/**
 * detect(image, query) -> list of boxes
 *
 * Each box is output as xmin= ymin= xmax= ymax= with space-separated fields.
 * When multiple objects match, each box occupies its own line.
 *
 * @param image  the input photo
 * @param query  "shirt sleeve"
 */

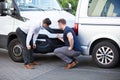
xmin=26 ymin=27 xmax=34 ymax=46
xmin=33 ymin=31 xmax=39 ymax=44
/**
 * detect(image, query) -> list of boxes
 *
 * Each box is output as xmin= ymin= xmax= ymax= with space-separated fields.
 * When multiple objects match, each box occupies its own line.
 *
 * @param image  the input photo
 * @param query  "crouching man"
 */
xmin=54 ymin=18 xmax=81 ymax=69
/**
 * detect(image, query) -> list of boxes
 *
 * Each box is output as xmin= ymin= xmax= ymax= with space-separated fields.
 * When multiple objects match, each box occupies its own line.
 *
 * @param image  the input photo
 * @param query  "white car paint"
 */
xmin=75 ymin=0 xmax=120 ymax=55
xmin=13 ymin=11 xmax=75 ymax=38
xmin=0 ymin=0 xmax=75 ymax=37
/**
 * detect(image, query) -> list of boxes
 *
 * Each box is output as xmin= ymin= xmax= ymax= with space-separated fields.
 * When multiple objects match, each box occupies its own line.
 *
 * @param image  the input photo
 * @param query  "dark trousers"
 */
xmin=16 ymin=28 xmax=34 ymax=65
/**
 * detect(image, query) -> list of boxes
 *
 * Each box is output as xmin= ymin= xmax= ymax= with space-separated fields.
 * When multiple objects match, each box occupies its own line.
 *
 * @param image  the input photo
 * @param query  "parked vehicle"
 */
xmin=75 ymin=0 xmax=120 ymax=68
xmin=0 ymin=0 xmax=75 ymax=62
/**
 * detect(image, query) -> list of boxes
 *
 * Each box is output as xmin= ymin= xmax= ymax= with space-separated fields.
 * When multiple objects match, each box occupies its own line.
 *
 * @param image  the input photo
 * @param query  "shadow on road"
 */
xmin=0 ymin=49 xmax=120 ymax=69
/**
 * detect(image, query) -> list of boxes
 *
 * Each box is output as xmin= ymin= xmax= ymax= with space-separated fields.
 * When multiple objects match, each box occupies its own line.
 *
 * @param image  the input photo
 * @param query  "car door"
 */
xmin=0 ymin=0 xmax=14 ymax=48
xmin=0 ymin=16 xmax=14 ymax=35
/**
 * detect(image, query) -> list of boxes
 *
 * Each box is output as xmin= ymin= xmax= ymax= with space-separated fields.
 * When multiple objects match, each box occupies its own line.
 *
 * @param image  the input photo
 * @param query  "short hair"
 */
xmin=58 ymin=18 xmax=66 ymax=25
xmin=43 ymin=18 xmax=51 ymax=25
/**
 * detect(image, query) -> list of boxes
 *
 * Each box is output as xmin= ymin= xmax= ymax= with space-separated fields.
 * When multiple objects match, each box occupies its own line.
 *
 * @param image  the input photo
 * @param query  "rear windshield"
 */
xmin=88 ymin=0 xmax=120 ymax=17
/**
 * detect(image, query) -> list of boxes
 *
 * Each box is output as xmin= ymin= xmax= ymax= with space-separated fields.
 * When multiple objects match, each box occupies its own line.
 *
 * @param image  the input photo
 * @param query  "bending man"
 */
xmin=16 ymin=18 xmax=51 ymax=69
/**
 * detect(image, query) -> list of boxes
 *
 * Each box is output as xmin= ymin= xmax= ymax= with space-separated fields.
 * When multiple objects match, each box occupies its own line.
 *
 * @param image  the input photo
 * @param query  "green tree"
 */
xmin=58 ymin=0 xmax=78 ymax=15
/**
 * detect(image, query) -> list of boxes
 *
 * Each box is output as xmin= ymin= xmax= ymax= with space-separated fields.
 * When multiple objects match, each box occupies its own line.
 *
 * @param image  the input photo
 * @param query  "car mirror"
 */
xmin=64 ymin=3 xmax=72 ymax=13
xmin=0 ymin=2 xmax=8 ymax=16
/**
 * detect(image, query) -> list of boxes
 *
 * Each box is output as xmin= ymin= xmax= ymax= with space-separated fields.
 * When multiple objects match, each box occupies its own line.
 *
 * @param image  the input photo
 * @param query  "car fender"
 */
xmin=88 ymin=34 xmax=120 ymax=55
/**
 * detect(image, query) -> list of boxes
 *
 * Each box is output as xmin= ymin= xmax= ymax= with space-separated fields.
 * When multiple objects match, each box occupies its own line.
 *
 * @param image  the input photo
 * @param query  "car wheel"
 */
xmin=92 ymin=41 xmax=119 ymax=68
xmin=8 ymin=39 xmax=23 ymax=62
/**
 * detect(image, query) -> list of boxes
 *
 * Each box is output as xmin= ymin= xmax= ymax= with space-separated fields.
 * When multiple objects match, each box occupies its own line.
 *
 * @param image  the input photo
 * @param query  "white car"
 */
xmin=74 ymin=0 xmax=120 ymax=68
xmin=0 ymin=0 xmax=75 ymax=62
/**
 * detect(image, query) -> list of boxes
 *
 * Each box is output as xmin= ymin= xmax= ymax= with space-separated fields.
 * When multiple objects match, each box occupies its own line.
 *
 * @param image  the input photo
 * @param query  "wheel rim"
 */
xmin=13 ymin=44 xmax=22 ymax=57
xmin=96 ymin=46 xmax=114 ymax=65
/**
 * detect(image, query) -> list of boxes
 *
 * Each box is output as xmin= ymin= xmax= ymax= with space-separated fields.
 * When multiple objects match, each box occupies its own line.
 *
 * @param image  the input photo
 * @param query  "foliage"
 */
xmin=58 ymin=0 xmax=79 ymax=15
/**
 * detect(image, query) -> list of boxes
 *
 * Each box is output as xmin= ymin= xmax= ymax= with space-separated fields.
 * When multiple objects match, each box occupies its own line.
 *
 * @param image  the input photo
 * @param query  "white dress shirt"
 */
xmin=19 ymin=19 xmax=41 ymax=46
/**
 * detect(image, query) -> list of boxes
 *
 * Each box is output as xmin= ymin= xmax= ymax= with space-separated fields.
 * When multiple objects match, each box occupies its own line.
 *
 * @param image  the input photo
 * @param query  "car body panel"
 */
xmin=0 ymin=0 xmax=75 ymax=49
xmin=75 ymin=0 xmax=120 ymax=55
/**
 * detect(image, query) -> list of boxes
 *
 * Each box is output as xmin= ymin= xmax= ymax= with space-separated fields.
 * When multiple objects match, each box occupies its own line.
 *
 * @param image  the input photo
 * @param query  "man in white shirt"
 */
xmin=16 ymin=18 xmax=51 ymax=69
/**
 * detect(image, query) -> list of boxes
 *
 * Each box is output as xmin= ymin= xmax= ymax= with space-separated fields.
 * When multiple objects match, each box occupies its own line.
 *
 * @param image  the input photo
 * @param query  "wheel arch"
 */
xmin=89 ymin=38 xmax=120 ymax=55
xmin=7 ymin=32 xmax=18 ymax=48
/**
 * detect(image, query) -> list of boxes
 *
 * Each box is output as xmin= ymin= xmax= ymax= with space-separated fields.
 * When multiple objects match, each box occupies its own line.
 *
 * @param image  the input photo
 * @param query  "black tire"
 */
xmin=8 ymin=39 xmax=23 ymax=62
xmin=92 ymin=41 xmax=119 ymax=68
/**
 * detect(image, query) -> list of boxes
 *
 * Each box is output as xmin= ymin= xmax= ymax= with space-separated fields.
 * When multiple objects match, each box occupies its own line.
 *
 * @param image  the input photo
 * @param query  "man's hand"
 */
xmin=68 ymin=47 xmax=72 ymax=51
xmin=57 ymin=34 xmax=64 ymax=42
xmin=27 ymin=45 xmax=31 ymax=50
xmin=33 ymin=44 xmax=36 ymax=49
xmin=57 ymin=34 xmax=62 ymax=39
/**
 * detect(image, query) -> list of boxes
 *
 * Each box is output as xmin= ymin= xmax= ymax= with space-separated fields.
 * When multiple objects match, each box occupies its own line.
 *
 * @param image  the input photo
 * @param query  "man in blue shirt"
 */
xmin=54 ymin=18 xmax=81 ymax=69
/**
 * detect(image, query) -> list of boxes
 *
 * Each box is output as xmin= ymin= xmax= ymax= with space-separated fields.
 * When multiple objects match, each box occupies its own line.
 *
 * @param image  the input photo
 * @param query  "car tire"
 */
xmin=92 ymin=40 xmax=119 ymax=68
xmin=8 ymin=39 xmax=23 ymax=62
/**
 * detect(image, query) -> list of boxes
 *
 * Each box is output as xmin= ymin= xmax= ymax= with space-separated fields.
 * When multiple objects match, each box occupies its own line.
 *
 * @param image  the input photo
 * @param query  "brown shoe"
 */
xmin=24 ymin=64 xmax=34 ymax=69
xmin=75 ymin=60 xmax=79 ymax=64
xmin=30 ymin=61 xmax=39 ymax=65
xmin=64 ymin=61 xmax=78 ymax=69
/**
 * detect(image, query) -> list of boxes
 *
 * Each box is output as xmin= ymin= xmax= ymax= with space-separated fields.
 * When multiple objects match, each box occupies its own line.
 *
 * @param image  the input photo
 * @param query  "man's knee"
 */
xmin=54 ymin=47 xmax=64 ymax=53
xmin=54 ymin=48 xmax=64 ymax=57
xmin=72 ymin=52 xmax=80 ymax=57
xmin=54 ymin=48 xmax=60 ymax=55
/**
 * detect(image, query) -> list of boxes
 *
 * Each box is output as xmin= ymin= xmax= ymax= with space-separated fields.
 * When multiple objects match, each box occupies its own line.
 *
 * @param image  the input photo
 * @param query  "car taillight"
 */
xmin=74 ymin=23 xmax=78 ymax=35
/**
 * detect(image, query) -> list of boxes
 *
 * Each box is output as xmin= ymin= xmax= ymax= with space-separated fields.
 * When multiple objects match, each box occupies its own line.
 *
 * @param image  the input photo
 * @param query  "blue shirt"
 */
xmin=63 ymin=26 xmax=82 ymax=51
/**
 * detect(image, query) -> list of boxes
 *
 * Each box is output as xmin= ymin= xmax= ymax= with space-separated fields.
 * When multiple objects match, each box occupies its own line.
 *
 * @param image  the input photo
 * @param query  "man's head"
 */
xmin=58 ymin=18 xmax=66 ymax=30
xmin=42 ymin=18 xmax=51 ymax=28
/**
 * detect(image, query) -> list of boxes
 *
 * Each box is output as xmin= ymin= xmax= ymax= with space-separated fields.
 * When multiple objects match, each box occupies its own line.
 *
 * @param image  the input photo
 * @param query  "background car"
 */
xmin=74 ymin=0 xmax=120 ymax=68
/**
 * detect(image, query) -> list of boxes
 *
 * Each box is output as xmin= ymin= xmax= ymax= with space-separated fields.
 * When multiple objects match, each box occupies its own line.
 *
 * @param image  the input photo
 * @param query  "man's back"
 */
xmin=63 ymin=26 xmax=81 ymax=51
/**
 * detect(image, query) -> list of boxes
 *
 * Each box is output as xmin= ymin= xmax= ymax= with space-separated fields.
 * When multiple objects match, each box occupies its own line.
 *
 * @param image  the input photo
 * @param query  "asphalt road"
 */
xmin=0 ymin=49 xmax=120 ymax=80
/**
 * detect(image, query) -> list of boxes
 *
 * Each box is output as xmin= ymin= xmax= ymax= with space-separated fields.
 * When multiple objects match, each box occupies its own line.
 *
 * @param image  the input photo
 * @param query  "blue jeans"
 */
xmin=16 ymin=28 xmax=34 ymax=65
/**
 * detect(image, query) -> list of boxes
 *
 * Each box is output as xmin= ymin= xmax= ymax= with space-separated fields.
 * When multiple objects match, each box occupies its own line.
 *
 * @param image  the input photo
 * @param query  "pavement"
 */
xmin=0 ymin=49 xmax=120 ymax=80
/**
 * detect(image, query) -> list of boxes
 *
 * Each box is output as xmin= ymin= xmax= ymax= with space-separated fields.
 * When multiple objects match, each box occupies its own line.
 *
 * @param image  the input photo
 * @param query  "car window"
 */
xmin=88 ymin=0 xmax=120 ymax=17
xmin=6 ymin=0 xmax=15 ymax=14
xmin=15 ymin=0 xmax=61 ymax=11
xmin=0 ymin=0 xmax=15 ymax=16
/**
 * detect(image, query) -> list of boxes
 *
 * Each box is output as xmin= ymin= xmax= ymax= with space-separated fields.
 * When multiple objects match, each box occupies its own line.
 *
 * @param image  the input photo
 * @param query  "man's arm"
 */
xmin=32 ymin=32 xmax=39 ymax=48
xmin=33 ymin=33 xmax=39 ymax=44
xmin=57 ymin=34 xmax=64 ymax=42
xmin=67 ymin=32 xmax=74 ymax=50
xmin=26 ymin=27 xmax=34 ymax=50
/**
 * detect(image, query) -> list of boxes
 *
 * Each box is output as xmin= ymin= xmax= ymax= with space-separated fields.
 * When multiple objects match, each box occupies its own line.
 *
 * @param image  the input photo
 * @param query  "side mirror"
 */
xmin=64 ymin=3 xmax=72 ymax=13
xmin=0 ymin=2 xmax=8 ymax=16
